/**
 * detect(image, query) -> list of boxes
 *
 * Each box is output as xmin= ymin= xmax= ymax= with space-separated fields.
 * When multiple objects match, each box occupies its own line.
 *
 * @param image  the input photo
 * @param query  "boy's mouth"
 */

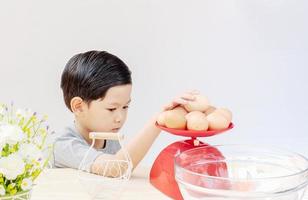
xmin=111 ymin=128 xmax=120 ymax=132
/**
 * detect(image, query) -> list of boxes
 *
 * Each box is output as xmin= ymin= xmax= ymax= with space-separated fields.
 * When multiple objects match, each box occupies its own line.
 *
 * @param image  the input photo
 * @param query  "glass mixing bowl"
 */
xmin=175 ymin=145 xmax=308 ymax=200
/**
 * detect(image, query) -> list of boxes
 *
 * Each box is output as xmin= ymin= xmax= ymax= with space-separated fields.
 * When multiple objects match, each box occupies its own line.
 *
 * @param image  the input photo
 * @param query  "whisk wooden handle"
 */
xmin=89 ymin=132 xmax=124 ymax=141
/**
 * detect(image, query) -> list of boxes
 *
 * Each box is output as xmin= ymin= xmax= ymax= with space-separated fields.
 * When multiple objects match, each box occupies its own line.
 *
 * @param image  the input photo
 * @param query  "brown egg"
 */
xmin=184 ymin=95 xmax=210 ymax=112
xmin=185 ymin=111 xmax=209 ymax=131
xmin=164 ymin=110 xmax=187 ymax=129
xmin=214 ymin=108 xmax=232 ymax=122
xmin=172 ymin=106 xmax=188 ymax=116
xmin=206 ymin=112 xmax=230 ymax=130
xmin=157 ymin=112 xmax=167 ymax=126
xmin=204 ymin=106 xmax=216 ymax=116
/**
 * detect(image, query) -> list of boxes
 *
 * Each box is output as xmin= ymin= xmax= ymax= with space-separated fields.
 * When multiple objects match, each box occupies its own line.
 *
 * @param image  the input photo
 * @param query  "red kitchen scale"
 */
xmin=150 ymin=123 xmax=234 ymax=200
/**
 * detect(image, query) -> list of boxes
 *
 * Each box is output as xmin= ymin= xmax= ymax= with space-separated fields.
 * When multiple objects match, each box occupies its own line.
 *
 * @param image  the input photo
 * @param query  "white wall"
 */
xmin=0 ymin=0 xmax=307 ymax=165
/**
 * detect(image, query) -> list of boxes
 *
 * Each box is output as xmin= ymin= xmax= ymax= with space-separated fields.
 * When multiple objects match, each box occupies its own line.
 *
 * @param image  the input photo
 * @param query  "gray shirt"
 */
xmin=53 ymin=125 xmax=121 ymax=169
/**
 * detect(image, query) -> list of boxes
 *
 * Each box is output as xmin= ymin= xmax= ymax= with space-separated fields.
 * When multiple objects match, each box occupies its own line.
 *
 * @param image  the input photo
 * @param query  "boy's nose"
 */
xmin=114 ymin=114 xmax=123 ymax=123
xmin=115 ymin=118 xmax=121 ymax=123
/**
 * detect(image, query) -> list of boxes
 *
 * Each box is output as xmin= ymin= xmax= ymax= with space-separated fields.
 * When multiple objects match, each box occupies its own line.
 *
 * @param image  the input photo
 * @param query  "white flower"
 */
xmin=0 ymin=154 xmax=25 ymax=180
xmin=0 ymin=124 xmax=25 ymax=146
xmin=19 ymin=143 xmax=43 ymax=162
xmin=0 ymin=185 xmax=5 ymax=196
xmin=0 ymin=106 xmax=4 ymax=115
xmin=37 ymin=157 xmax=46 ymax=168
xmin=16 ymin=108 xmax=33 ymax=119
xmin=33 ymin=135 xmax=43 ymax=147
xmin=21 ymin=178 xmax=32 ymax=191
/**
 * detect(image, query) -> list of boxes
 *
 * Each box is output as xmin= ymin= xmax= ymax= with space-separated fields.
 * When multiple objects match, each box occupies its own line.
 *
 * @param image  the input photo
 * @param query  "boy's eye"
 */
xmin=123 ymin=106 xmax=129 ymax=110
xmin=107 ymin=108 xmax=117 ymax=112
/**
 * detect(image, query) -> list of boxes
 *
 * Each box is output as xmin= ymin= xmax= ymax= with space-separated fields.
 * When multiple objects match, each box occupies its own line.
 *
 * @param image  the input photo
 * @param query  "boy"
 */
xmin=53 ymin=50 xmax=197 ymax=177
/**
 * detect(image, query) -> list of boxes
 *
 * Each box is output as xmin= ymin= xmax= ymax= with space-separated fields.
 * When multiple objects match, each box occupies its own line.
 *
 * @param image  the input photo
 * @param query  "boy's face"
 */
xmin=78 ymin=84 xmax=132 ymax=133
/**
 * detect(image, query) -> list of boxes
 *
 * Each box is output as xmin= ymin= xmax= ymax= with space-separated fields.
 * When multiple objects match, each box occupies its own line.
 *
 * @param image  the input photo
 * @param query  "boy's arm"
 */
xmin=117 ymin=114 xmax=160 ymax=169
xmin=91 ymin=115 xmax=159 ymax=177
xmin=91 ymin=91 xmax=198 ymax=177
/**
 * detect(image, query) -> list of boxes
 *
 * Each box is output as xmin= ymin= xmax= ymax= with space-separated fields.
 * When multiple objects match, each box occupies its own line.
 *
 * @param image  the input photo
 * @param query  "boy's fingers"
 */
xmin=162 ymin=90 xmax=199 ymax=111
xmin=163 ymin=103 xmax=174 ymax=111
xmin=163 ymin=98 xmax=188 ymax=111
xmin=179 ymin=90 xmax=199 ymax=100
xmin=180 ymin=93 xmax=196 ymax=101
xmin=163 ymin=105 xmax=172 ymax=111
xmin=173 ymin=98 xmax=188 ymax=105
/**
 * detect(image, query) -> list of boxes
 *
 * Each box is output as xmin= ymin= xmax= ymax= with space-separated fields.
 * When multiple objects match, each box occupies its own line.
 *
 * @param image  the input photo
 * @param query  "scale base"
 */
xmin=149 ymin=139 xmax=208 ymax=200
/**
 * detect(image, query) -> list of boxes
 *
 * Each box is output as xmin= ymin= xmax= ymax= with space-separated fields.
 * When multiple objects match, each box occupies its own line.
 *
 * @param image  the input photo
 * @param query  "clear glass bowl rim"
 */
xmin=174 ymin=144 xmax=308 ymax=182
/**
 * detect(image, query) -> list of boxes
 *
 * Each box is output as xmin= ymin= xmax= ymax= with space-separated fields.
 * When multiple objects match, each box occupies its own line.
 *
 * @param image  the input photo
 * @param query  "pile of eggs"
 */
xmin=157 ymin=95 xmax=232 ymax=131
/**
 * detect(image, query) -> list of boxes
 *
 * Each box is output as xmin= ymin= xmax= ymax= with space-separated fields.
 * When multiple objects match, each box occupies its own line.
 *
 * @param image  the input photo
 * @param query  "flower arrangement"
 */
xmin=0 ymin=102 xmax=53 ymax=198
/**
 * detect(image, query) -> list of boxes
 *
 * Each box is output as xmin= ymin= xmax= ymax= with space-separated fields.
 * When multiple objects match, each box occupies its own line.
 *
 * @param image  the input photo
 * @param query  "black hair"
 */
xmin=61 ymin=50 xmax=132 ymax=111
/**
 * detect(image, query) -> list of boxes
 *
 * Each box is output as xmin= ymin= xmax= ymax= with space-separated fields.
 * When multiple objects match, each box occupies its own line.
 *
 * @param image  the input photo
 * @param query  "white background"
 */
xmin=0 ymin=0 xmax=307 ymax=165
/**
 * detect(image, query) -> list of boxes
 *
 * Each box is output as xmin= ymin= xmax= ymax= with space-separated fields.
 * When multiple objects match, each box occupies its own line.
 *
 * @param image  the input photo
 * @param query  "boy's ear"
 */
xmin=70 ymin=97 xmax=86 ymax=115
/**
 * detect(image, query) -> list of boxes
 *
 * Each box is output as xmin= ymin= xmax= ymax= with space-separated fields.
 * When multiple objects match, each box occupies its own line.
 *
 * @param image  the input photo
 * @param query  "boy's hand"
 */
xmin=162 ymin=90 xmax=199 ymax=111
